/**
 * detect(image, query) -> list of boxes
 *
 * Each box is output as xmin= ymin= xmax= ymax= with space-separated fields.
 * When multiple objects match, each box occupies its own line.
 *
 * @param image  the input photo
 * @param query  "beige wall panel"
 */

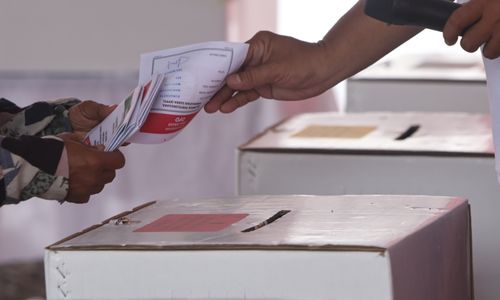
xmin=0 ymin=0 xmax=226 ymax=72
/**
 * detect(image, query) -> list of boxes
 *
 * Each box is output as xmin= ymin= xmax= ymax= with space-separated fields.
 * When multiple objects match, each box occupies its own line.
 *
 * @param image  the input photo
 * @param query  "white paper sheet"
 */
xmin=84 ymin=87 xmax=140 ymax=150
xmin=84 ymin=74 xmax=164 ymax=151
xmin=129 ymin=41 xmax=249 ymax=143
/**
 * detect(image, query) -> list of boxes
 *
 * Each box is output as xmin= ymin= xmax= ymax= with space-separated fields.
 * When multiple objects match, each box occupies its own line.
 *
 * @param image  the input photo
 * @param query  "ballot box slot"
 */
xmin=241 ymin=210 xmax=291 ymax=233
xmin=395 ymin=125 xmax=420 ymax=140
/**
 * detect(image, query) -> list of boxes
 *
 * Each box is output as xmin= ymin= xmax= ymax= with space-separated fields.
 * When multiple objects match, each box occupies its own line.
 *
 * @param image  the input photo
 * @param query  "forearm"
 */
xmin=0 ymin=98 xmax=80 ymax=138
xmin=0 ymin=135 xmax=69 ymax=206
xmin=205 ymin=1 xmax=425 ymax=113
xmin=320 ymin=0 xmax=423 ymax=86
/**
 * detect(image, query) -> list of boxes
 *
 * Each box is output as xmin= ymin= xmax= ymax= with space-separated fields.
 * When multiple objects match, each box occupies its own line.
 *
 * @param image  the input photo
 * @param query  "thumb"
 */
xmin=226 ymin=65 xmax=277 ymax=91
xmin=94 ymin=150 xmax=126 ymax=170
xmin=94 ymin=103 xmax=116 ymax=121
xmin=79 ymin=101 xmax=115 ymax=121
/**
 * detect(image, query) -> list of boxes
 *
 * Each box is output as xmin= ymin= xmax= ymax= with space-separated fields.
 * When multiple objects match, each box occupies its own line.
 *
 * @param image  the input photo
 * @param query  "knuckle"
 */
xmin=239 ymin=70 xmax=255 ymax=84
xmin=446 ymin=19 xmax=458 ymax=31
xmin=446 ymin=14 xmax=462 ymax=31
xmin=254 ymin=30 xmax=273 ymax=41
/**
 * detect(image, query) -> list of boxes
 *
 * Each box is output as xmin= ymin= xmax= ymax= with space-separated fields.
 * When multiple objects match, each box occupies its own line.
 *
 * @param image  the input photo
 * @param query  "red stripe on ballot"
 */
xmin=140 ymin=112 xmax=197 ymax=134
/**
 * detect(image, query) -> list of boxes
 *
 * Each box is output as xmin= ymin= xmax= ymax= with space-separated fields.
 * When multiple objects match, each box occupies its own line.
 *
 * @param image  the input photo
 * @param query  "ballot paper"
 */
xmin=84 ymin=74 xmax=164 ymax=151
xmin=129 ymin=41 xmax=249 ymax=143
xmin=85 ymin=41 xmax=249 ymax=149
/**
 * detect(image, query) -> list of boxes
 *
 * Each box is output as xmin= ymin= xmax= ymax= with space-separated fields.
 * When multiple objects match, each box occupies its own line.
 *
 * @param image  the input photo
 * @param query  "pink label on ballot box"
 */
xmin=134 ymin=214 xmax=249 ymax=232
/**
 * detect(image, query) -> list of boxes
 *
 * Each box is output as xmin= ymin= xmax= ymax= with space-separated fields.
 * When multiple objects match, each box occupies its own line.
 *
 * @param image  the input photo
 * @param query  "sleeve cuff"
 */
xmin=0 ymin=98 xmax=80 ymax=138
xmin=0 ymin=135 xmax=69 ymax=204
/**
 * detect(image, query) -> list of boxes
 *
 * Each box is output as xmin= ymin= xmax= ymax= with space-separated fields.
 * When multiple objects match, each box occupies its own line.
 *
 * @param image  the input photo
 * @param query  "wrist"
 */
xmin=312 ymin=39 xmax=341 ymax=87
xmin=0 ymin=135 xmax=69 ymax=203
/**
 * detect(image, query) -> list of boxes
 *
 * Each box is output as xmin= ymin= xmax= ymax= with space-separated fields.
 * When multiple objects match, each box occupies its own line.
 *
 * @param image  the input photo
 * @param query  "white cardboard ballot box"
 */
xmin=238 ymin=112 xmax=496 ymax=300
xmin=346 ymin=55 xmax=487 ymax=113
xmin=45 ymin=195 xmax=472 ymax=300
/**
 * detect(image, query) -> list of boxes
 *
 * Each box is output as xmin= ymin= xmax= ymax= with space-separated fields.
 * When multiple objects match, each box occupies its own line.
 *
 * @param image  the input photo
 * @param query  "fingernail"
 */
xmin=231 ymin=74 xmax=242 ymax=84
xmin=236 ymin=74 xmax=242 ymax=83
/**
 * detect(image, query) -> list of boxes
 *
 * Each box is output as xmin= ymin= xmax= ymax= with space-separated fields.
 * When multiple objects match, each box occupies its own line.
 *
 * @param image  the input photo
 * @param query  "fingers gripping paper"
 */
xmin=85 ymin=42 xmax=249 ymax=150
xmin=131 ymin=42 xmax=249 ymax=144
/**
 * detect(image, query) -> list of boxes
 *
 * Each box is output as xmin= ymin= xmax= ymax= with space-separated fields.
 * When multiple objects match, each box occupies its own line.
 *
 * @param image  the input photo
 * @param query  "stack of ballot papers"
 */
xmin=84 ymin=74 xmax=164 ymax=151
xmin=85 ymin=41 xmax=249 ymax=150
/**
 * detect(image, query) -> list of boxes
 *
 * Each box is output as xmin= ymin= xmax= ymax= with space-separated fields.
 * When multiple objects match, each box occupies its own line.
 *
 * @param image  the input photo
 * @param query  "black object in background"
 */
xmin=364 ymin=0 xmax=462 ymax=32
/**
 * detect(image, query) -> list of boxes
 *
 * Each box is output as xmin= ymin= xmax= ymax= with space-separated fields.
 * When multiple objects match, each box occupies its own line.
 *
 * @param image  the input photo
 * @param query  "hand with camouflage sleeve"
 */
xmin=0 ymin=97 xmax=125 ymax=206
xmin=68 ymin=100 xmax=116 ymax=140
xmin=60 ymin=133 xmax=125 ymax=203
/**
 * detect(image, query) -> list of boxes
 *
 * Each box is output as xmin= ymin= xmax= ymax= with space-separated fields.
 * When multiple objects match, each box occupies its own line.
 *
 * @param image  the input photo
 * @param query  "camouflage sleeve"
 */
xmin=0 ymin=135 xmax=69 ymax=206
xmin=0 ymin=97 xmax=80 ymax=138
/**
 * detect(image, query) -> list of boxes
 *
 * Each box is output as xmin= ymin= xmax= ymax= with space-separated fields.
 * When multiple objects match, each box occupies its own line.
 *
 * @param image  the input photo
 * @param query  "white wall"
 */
xmin=0 ymin=0 xmax=226 ymax=72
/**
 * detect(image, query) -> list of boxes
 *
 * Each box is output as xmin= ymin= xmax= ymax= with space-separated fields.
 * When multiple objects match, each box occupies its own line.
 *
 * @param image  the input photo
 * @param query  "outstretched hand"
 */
xmin=60 ymin=133 xmax=125 ymax=203
xmin=204 ymin=31 xmax=332 ymax=113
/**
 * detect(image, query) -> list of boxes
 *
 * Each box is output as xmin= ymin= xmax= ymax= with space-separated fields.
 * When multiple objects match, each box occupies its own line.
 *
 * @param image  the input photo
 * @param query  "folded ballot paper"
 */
xmin=85 ymin=42 xmax=249 ymax=151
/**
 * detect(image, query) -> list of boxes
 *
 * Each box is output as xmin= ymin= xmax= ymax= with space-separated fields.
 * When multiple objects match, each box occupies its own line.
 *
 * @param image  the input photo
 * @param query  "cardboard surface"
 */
xmin=134 ymin=213 xmax=249 ymax=232
xmin=292 ymin=125 xmax=377 ymax=139
xmin=346 ymin=54 xmax=488 ymax=113
xmin=49 ymin=195 xmax=462 ymax=251
xmin=45 ymin=195 xmax=472 ymax=300
xmin=238 ymin=111 xmax=496 ymax=300
xmin=242 ymin=112 xmax=493 ymax=156
xmin=352 ymin=54 xmax=485 ymax=81
xmin=46 ymin=250 xmax=394 ymax=300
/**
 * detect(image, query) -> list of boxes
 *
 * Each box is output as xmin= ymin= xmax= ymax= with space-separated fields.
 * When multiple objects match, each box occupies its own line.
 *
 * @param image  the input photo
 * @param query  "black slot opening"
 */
xmin=241 ymin=210 xmax=291 ymax=233
xmin=395 ymin=125 xmax=420 ymax=140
